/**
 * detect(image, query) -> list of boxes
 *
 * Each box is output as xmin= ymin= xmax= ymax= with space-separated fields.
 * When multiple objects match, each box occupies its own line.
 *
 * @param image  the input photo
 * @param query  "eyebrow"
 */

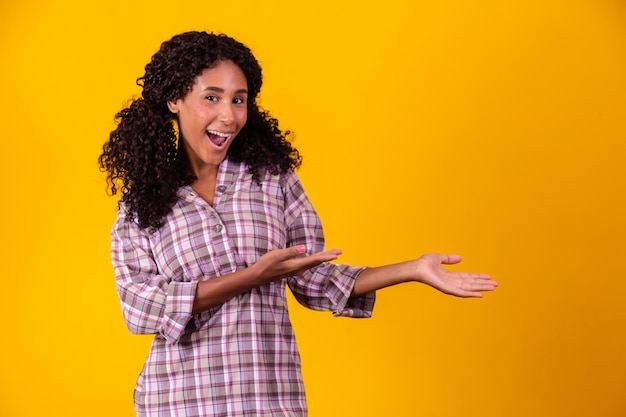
xmin=202 ymin=86 xmax=248 ymax=95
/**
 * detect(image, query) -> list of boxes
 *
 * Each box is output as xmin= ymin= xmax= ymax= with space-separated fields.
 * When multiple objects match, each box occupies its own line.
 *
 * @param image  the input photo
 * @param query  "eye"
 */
xmin=233 ymin=97 xmax=246 ymax=105
xmin=206 ymin=95 xmax=219 ymax=102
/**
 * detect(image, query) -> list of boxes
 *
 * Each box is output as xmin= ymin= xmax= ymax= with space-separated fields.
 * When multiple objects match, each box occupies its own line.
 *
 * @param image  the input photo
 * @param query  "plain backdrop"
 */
xmin=1 ymin=0 xmax=625 ymax=416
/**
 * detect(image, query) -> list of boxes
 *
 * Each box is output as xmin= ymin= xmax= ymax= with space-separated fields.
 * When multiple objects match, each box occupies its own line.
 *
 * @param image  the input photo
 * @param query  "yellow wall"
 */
xmin=1 ymin=0 xmax=625 ymax=416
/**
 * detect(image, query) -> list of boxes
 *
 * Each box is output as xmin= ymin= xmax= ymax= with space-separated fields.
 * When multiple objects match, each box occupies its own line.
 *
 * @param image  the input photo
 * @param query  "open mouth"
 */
xmin=206 ymin=129 xmax=231 ymax=147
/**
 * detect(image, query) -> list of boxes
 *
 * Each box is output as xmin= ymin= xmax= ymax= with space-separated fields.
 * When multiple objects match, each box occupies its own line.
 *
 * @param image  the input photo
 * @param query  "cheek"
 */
xmin=178 ymin=105 xmax=202 ymax=124
xmin=238 ymin=110 xmax=248 ymax=128
xmin=192 ymin=104 xmax=208 ymax=120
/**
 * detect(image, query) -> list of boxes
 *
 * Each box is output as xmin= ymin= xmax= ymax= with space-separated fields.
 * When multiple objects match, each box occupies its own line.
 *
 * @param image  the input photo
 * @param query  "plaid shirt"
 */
xmin=111 ymin=158 xmax=375 ymax=417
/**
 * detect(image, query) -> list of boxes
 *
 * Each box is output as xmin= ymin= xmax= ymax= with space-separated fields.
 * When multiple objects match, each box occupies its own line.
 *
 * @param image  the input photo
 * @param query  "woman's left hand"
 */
xmin=414 ymin=253 xmax=498 ymax=298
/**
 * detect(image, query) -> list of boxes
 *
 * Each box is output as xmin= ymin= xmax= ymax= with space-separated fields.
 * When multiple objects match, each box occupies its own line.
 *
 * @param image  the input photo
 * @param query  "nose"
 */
xmin=219 ymin=103 xmax=235 ymax=125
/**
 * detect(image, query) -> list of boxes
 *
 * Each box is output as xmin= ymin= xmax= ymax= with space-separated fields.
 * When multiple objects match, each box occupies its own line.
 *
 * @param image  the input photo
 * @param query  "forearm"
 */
xmin=353 ymin=253 xmax=497 ymax=299
xmin=193 ymin=246 xmax=341 ymax=314
xmin=192 ymin=267 xmax=259 ymax=314
xmin=351 ymin=260 xmax=418 ymax=296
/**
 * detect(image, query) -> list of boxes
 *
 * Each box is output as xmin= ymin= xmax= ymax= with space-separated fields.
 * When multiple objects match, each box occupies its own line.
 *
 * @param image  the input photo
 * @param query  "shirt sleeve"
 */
xmin=111 ymin=210 xmax=197 ymax=344
xmin=282 ymin=171 xmax=376 ymax=317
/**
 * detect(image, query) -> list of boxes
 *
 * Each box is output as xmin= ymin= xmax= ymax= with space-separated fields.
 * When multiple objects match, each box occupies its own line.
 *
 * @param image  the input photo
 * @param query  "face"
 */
xmin=168 ymin=59 xmax=248 ymax=175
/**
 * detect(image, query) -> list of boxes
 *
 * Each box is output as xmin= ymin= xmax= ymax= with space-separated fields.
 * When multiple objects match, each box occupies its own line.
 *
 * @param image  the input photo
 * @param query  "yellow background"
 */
xmin=1 ymin=0 xmax=625 ymax=416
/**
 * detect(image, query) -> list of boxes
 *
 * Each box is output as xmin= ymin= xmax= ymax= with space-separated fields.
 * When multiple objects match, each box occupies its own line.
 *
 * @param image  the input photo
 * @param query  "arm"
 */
xmin=113 ymin=212 xmax=339 ymax=343
xmin=278 ymin=172 xmax=494 ymax=310
xmin=352 ymin=253 xmax=497 ymax=297
xmin=192 ymin=245 xmax=341 ymax=314
xmin=282 ymin=171 xmax=375 ymax=317
xmin=112 ymin=217 xmax=193 ymax=342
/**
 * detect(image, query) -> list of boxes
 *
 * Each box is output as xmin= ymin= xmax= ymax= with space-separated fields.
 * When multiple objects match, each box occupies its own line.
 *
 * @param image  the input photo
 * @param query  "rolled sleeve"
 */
xmin=283 ymin=170 xmax=376 ymax=317
xmin=289 ymin=263 xmax=375 ymax=318
xmin=112 ymin=214 xmax=196 ymax=344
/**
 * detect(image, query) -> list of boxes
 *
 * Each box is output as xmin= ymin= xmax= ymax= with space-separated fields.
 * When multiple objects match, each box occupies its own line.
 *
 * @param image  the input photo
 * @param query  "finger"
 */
xmin=466 ymin=273 xmax=498 ymax=287
xmin=296 ymin=249 xmax=343 ymax=270
xmin=283 ymin=245 xmax=307 ymax=259
xmin=457 ymin=291 xmax=484 ymax=298
xmin=461 ymin=272 xmax=494 ymax=281
xmin=308 ymin=249 xmax=342 ymax=263
xmin=479 ymin=277 xmax=498 ymax=287
xmin=461 ymin=280 xmax=498 ymax=293
xmin=284 ymin=246 xmax=341 ymax=259
xmin=440 ymin=285 xmax=485 ymax=298
xmin=282 ymin=249 xmax=341 ymax=273
xmin=454 ymin=272 xmax=497 ymax=286
xmin=316 ymin=249 xmax=342 ymax=257
xmin=440 ymin=254 xmax=462 ymax=265
xmin=449 ymin=270 xmax=492 ymax=279
xmin=466 ymin=281 xmax=498 ymax=291
xmin=450 ymin=285 xmax=492 ymax=298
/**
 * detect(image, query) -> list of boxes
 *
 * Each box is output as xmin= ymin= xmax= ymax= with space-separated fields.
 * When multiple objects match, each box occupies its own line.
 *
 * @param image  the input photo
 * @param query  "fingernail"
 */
xmin=297 ymin=245 xmax=306 ymax=253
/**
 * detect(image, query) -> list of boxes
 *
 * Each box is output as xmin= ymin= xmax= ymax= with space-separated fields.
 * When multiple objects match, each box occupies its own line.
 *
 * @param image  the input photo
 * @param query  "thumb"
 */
xmin=440 ymin=254 xmax=462 ymax=265
xmin=285 ymin=245 xmax=307 ymax=258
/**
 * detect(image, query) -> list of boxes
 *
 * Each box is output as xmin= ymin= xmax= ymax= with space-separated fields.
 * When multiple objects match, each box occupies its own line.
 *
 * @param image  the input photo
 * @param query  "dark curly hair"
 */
xmin=99 ymin=31 xmax=301 ymax=230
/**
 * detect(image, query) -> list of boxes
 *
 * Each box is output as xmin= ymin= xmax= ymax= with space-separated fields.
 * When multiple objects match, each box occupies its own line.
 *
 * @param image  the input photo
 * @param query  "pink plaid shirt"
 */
xmin=111 ymin=157 xmax=375 ymax=416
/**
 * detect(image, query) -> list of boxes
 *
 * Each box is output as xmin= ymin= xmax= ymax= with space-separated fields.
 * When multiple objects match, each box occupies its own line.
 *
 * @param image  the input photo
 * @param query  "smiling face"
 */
xmin=168 ymin=59 xmax=248 ymax=177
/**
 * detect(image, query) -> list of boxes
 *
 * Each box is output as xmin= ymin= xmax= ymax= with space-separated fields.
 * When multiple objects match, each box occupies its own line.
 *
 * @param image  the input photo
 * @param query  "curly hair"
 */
xmin=99 ymin=31 xmax=301 ymax=231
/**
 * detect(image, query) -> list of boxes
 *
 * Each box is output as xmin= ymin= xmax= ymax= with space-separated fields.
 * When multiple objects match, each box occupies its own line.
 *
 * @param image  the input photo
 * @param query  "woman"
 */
xmin=99 ymin=31 xmax=497 ymax=417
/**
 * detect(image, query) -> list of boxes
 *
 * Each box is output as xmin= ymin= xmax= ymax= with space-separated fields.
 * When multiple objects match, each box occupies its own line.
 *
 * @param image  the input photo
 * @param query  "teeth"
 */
xmin=207 ymin=130 xmax=231 ymax=138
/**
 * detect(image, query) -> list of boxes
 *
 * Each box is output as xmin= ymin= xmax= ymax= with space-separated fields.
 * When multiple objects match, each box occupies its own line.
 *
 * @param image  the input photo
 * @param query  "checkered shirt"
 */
xmin=111 ymin=158 xmax=375 ymax=416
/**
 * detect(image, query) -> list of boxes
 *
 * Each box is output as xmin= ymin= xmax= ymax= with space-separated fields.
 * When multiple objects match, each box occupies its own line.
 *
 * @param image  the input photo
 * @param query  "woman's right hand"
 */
xmin=251 ymin=245 xmax=342 ymax=284
xmin=193 ymin=245 xmax=341 ymax=314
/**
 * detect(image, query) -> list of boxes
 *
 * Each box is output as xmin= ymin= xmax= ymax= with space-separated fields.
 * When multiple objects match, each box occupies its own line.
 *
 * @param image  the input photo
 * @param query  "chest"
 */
xmin=150 ymin=179 xmax=288 ymax=281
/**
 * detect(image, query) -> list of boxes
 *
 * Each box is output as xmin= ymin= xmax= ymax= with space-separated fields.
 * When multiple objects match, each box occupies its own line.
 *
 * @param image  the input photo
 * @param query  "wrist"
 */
xmin=404 ymin=259 xmax=422 ymax=283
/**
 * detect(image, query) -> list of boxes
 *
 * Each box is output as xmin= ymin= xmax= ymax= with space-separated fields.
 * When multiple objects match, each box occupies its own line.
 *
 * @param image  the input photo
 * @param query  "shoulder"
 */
xmin=278 ymin=168 xmax=301 ymax=189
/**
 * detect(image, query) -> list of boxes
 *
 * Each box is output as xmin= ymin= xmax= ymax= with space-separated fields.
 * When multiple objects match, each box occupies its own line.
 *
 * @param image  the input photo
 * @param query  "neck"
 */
xmin=190 ymin=162 xmax=219 ymax=182
xmin=190 ymin=168 xmax=218 ymax=206
xmin=178 ymin=143 xmax=223 ymax=182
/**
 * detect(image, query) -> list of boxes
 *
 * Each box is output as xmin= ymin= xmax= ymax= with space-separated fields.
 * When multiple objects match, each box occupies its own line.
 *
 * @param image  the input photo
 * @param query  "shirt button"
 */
xmin=216 ymin=185 xmax=227 ymax=193
xmin=213 ymin=224 xmax=223 ymax=233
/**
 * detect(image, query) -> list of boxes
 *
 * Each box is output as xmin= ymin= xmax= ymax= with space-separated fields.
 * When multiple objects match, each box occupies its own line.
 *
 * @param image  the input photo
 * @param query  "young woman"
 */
xmin=99 ymin=31 xmax=497 ymax=417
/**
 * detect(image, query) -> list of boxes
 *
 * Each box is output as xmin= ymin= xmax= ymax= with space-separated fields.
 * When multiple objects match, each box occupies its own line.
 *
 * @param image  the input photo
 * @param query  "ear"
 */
xmin=167 ymin=100 xmax=180 ymax=114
